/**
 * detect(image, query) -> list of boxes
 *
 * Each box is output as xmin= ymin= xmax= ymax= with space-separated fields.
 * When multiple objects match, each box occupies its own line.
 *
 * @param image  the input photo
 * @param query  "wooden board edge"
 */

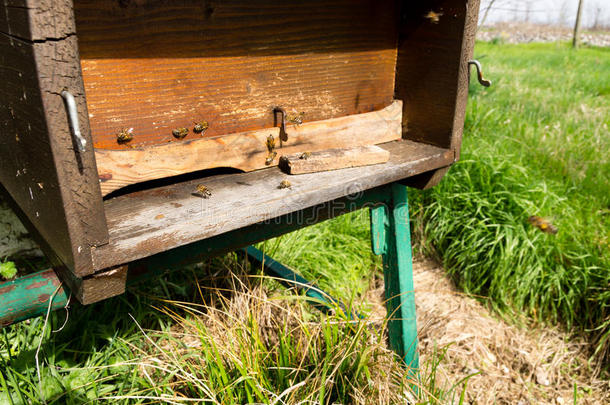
xmin=95 ymin=100 xmax=403 ymax=196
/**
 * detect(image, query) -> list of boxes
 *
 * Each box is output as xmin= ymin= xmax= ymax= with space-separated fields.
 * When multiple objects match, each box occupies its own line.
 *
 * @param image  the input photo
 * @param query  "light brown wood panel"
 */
xmin=279 ymin=145 xmax=390 ymax=175
xmin=92 ymin=139 xmax=453 ymax=270
xmin=73 ymin=0 xmax=399 ymax=149
xmin=95 ymin=100 xmax=402 ymax=195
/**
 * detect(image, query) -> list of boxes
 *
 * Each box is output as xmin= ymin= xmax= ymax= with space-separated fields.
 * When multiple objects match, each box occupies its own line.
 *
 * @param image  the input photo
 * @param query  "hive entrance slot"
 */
xmin=102 ymin=167 xmax=244 ymax=201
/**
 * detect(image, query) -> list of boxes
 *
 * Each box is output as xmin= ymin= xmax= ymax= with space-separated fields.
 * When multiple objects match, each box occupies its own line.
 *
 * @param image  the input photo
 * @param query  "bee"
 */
xmin=424 ymin=10 xmax=443 ymax=23
xmin=286 ymin=112 xmax=305 ymax=126
xmin=278 ymin=179 xmax=291 ymax=189
xmin=266 ymin=134 xmax=276 ymax=152
xmin=265 ymin=151 xmax=277 ymax=165
xmin=116 ymin=127 xmax=134 ymax=144
xmin=299 ymin=151 xmax=311 ymax=160
xmin=172 ymin=127 xmax=189 ymax=139
xmin=195 ymin=184 xmax=212 ymax=198
xmin=193 ymin=121 xmax=209 ymax=134
xmin=527 ymin=216 xmax=558 ymax=234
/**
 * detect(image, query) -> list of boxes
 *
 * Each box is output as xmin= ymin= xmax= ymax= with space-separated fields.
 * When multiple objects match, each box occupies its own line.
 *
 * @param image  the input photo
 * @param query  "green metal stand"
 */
xmin=370 ymin=184 xmax=419 ymax=370
xmin=0 ymin=183 xmax=419 ymax=369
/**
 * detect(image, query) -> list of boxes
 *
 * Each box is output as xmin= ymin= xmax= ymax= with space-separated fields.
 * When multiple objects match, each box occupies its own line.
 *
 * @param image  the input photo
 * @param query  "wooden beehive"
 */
xmin=0 ymin=0 xmax=479 ymax=303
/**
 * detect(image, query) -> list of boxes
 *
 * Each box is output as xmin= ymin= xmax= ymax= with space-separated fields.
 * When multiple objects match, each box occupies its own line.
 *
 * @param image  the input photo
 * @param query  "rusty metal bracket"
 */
xmin=468 ymin=60 xmax=492 ymax=87
xmin=273 ymin=106 xmax=288 ymax=142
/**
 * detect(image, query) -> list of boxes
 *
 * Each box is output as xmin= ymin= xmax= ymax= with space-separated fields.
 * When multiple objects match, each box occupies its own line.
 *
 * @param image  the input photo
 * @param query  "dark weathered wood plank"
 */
xmin=279 ymin=145 xmax=390 ymax=175
xmin=395 ymin=0 xmax=480 ymax=155
xmin=451 ymin=0 xmax=480 ymax=160
xmin=92 ymin=139 xmax=453 ymax=270
xmin=0 ymin=0 xmax=75 ymax=41
xmin=73 ymin=0 xmax=398 ymax=149
xmin=0 ymin=3 xmax=108 ymax=277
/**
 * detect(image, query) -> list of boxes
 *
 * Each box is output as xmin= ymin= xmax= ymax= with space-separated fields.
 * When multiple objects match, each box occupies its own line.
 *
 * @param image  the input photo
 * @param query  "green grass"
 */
xmin=410 ymin=42 xmax=609 ymax=364
xmin=0 ymin=252 xmax=467 ymax=404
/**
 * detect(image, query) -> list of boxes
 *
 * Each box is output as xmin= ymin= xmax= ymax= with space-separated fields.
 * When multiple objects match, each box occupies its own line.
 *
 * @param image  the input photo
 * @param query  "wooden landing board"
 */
xmin=279 ymin=145 xmax=390 ymax=175
xmin=95 ymin=100 xmax=402 ymax=196
xmin=91 ymin=139 xmax=454 ymax=271
xmin=74 ymin=0 xmax=398 ymax=149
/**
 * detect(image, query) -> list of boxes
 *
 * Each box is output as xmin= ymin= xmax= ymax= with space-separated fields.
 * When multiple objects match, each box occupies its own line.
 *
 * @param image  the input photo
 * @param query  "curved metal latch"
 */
xmin=60 ymin=90 xmax=87 ymax=152
xmin=273 ymin=106 xmax=288 ymax=142
xmin=468 ymin=60 xmax=492 ymax=87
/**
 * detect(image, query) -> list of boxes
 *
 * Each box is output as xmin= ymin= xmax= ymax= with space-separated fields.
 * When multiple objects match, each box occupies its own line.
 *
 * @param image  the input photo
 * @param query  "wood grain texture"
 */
xmin=73 ymin=0 xmax=399 ymax=149
xmin=95 ymin=100 xmax=402 ymax=195
xmin=91 ymin=139 xmax=454 ymax=270
xmin=279 ymin=145 xmax=390 ymax=175
xmin=395 ymin=0 xmax=479 ymax=153
xmin=0 ymin=3 xmax=107 ymax=277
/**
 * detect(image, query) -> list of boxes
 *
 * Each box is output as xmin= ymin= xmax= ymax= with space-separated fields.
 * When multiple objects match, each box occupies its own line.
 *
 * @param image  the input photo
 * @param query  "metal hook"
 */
xmin=468 ymin=60 xmax=491 ymax=87
xmin=273 ymin=106 xmax=288 ymax=142
xmin=60 ymin=90 xmax=87 ymax=152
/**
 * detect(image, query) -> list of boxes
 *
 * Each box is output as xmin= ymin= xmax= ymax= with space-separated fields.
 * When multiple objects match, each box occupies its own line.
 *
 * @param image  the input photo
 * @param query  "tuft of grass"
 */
xmin=410 ymin=41 xmax=609 ymax=365
xmin=0 ymin=253 xmax=467 ymax=404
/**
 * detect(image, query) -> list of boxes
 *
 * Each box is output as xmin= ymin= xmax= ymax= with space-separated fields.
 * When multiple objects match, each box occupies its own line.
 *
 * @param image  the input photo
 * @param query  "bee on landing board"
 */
xmin=193 ymin=121 xmax=209 ymax=135
xmin=266 ymin=134 xmax=276 ymax=152
xmin=299 ymin=152 xmax=311 ymax=160
xmin=265 ymin=151 xmax=277 ymax=166
xmin=278 ymin=179 xmax=291 ymax=189
xmin=195 ymin=184 xmax=212 ymax=199
xmin=116 ymin=128 xmax=134 ymax=145
xmin=527 ymin=216 xmax=558 ymax=234
xmin=172 ymin=127 xmax=189 ymax=139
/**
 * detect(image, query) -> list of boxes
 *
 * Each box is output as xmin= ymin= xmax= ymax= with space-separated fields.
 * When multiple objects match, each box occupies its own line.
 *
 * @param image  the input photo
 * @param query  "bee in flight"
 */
xmin=195 ymin=184 xmax=212 ymax=199
xmin=424 ymin=10 xmax=443 ymax=24
xmin=172 ymin=127 xmax=189 ymax=139
xmin=193 ymin=121 xmax=209 ymax=135
xmin=278 ymin=179 xmax=291 ymax=189
xmin=116 ymin=128 xmax=134 ymax=145
xmin=286 ymin=112 xmax=305 ymax=126
xmin=527 ymin=216 xmax=558 ymax=234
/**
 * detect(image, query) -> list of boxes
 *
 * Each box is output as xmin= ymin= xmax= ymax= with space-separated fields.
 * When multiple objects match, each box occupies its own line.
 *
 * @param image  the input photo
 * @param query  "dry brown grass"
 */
xmin=363 ymin=258 xmax=609 ymax=404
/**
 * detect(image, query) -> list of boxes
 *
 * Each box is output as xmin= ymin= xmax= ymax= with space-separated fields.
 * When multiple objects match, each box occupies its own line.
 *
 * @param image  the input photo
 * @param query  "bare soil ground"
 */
xmin=478 ymin=22 xmax=610 ymax=47
xmin=366 ymin=259 xmax=609 ymax=404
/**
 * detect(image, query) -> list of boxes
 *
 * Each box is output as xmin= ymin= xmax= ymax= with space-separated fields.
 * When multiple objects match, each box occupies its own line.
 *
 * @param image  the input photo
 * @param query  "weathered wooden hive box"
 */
xmin=1 ymin=0 xmax=479 ymax=303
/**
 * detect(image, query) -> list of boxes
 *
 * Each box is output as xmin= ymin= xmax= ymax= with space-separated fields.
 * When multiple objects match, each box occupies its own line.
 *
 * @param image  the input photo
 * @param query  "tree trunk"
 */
xmin=573 ymin=0 xmax=585 ymax=48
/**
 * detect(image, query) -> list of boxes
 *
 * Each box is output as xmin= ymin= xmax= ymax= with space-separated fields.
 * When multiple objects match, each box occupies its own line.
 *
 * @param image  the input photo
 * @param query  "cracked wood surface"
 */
xmin=0 ymin=1 xmax=107 ymax=277
xmin=92 ymin=139 xmax=454 ymax=270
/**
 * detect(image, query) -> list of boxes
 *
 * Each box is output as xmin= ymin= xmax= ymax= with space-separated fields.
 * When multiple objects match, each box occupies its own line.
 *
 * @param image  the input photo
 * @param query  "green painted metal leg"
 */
xmin=370 ymin=184 xmax=419 ymax=371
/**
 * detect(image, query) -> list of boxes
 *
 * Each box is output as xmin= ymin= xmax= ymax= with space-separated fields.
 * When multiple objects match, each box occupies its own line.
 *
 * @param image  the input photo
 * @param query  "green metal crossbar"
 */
xmin=243 ymin=245 xmax=358 ymax=319
xmin=0 ymin=183 xmax=419 ymax=369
